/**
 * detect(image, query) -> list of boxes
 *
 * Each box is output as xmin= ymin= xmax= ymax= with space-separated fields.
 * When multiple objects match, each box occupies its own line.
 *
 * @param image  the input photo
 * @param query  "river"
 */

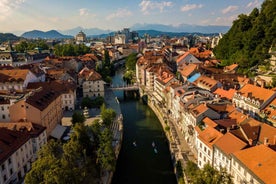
xmin=111 ymin=69 xmax=177 ymax=184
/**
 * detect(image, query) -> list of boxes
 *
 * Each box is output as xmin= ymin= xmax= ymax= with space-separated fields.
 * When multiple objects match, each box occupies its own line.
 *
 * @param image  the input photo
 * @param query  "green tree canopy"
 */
xmin=184 ymin=161 xmax=233 ymax=184
xmin=213 ymin=0 xmax=276 ymax=74
xmin=71 ymin=111 xmax=86 ymax=125
xmin=100 ymin=104 xmax=116 ymax=126
xmin=96 ymin=127 xmax=116 ymax=172
xmin=25 ymin=124 xmax=98 ymax=184
xmin=53 ymin=44 xmax=90 ymax=56
xmin=14 ymin=40 xmax=49 ymax=52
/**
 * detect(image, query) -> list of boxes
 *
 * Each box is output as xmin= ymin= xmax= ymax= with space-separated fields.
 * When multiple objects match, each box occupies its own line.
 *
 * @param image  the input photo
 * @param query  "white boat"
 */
xmin=133 ymin=141 xmax=137 ymax=147
xmin=154 ymin=148 xmax=158 ymax=154
xmin=152 ymin=141 xmax=155 ymax=147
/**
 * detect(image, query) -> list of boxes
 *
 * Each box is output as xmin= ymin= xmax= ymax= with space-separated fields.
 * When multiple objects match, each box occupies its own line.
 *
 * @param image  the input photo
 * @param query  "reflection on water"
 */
xmin=111 ymin=69 xmax=176 ymax=184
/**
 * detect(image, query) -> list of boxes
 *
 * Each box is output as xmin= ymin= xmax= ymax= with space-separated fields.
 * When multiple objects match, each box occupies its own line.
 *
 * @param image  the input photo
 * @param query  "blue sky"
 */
xmin=0 ymin=0 xmax=263 ymax=34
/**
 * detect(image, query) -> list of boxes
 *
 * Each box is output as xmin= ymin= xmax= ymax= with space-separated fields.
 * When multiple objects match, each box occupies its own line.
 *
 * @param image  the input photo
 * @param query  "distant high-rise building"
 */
xmin=75 ymin=30 xmax=87 ymax=43
xmin=113 ymin=28 xmax=139 ymax=44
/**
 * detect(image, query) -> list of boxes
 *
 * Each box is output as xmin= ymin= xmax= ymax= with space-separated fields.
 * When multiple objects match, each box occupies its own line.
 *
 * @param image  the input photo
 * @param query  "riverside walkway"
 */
xmin=101 ymin=87 xmax=124 ymax=184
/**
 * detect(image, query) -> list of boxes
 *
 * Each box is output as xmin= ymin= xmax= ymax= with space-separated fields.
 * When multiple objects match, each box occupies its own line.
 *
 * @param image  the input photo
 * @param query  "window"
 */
xmin=1 ymin=164 xmax=5 ymax=171
xmin=199 ymin=152 xmax=202 ymax=158
xmin=8 ymin=158 xmax=11 ymax=164
xmin=24 ymin=165 xmax=27 ymax=173
xmin=200 ymin=143 xmax=202 ymax=148
xmin=10 ymin=168 xmax=13 ymax=175
xmin=208 ymin=150 xmax=210 ymax=156
xmin=204 ymin=147 xmax=207 ymax=152
xmin=2 ymin=115 xmax=5 ymax=119
xmin=1 ymin=106 xmax=4 ymax=111
xmin=3 ymin=175 xmax=7 ymax=182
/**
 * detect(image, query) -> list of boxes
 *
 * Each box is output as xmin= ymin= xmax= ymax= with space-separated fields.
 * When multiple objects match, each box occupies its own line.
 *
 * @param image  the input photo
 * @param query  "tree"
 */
xmin=184 ymin=162 xmax=233 ymax=184
xmin=100 ymin=104 xmax=116 ymax=126
xmin=213 ymin=0 xmax=276 ymax=74
xmin=25 ymin=125 xmax=98 ymax=184
xmin=24 ymin=140 xmax=63 ymax=184
xmin=97 ymin=127 xmax=116 ymax=172
xmin=71 ymin=111 xmax=86 ymax=125
xmin=53 ymin=44 xmax=90 ymax=56
xmin=125 ymin=53 xmax=137 ymax=71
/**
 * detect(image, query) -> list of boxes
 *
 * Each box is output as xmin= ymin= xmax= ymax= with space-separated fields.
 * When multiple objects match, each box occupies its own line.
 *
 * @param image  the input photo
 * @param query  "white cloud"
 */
xmin=79 ymin=8 xmax=89 ymax=16
xmin=139 ymin=0 xmax=173 ymax=14
xmin=0 ymin=0 xmax=25 ymax=20
xmin=221 ymin=5 xmax=238 ymax=14
xmin=246 ymin=0 xmax=261 ymax=9
xmin=106 ymin=9 xmax=133 ymax=20
xmin=180 ymin=4 xmax=203 ymax=12
xmin=215 ymin=14 xmax=238 ymax=25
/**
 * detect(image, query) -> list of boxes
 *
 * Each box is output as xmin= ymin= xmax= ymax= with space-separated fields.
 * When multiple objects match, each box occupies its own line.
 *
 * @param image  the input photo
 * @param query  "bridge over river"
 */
xmin=109 ymin=84 xmax=139 ymax=91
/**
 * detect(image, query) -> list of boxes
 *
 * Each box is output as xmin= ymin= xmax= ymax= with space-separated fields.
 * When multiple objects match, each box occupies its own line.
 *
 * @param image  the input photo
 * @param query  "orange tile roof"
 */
xmin=192 ymin=104 xmax=209 ymax=117
xmin=233 ymin=145 xmax=276 ymax=184
xmin=198 ymin=126 xmax=223 ymax=148
xmin=213 ymin=88 xmax=236 ymax=100
xmin=215 ymin=132 xmax=247 ymax=155
xmin=78 ymin=68 xmax=102 ymax=81
xmin=176 ymin=52 xmax=190 ymax=63
xmin=258 ymin=123 xmax=276 ymax=145
xmin=0 ymin=122 xmax=46 ymax=137
xmin=179 ymin=63 xmax=197 ymax=77
xmin=236 ymin=84 xmax=275 ymax=105
xmin=202 ymin=117 xmax=218 ymax=128
xmin=0 ymin=69 xmax=30 ymax=83
xmin=207 ymin=103 xmax=235 ymax=114
xmin=224 ymin=64 xmax=238 ymax=72
xmin=194 ymin=75 xmax=219 ymax=89
xmin=228 ymin=110 xmax=247 ymax=124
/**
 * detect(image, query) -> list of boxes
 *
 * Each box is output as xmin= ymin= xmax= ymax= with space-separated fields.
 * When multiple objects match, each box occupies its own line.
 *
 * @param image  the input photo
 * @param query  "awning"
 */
xmin=50 ymin=124 xmax=67 ymax=139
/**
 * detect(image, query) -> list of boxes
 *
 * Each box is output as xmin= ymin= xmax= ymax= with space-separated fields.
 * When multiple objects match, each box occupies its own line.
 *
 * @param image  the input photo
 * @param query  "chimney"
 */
xmin=264 ymin=137 xmax=269 ymax=146
xmin=260 ymin=80 xmax=265 ymax=88
xmin=227 ymin=127 xmax=230 ymax=132
xmin=248 ymin=139 xmax=253 ymax=146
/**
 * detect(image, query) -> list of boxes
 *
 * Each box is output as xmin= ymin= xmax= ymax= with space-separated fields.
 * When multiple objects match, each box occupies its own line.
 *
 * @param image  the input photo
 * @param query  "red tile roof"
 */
xmin=215 ymin=132 xmax=247 ymax=155
xmin=0 ymin=69 xmax=30 ymax=83
xmin=198 ymin=126 xmax=223 ymax=148
xmin=0 ymin=122 xmax=46 ymax=138
xmin=233 ymin=145 xmax=276 ymax=184
xmin=258 ymin=123 xmax=276 ymax=145
xmin=178 ymin=63 xmax=197 ymax=78
xmin=0 ymin=128 xmax=30 ymax=163
xmin=236 ymin=84 xmax=275 ymax=105
xmin=213 ymin=88 xmax=236 ymax=100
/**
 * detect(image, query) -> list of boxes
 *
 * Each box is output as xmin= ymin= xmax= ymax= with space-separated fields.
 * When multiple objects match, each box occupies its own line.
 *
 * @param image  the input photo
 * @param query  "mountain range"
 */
xmin=59 ymin=24 xmax=230 ymax=36
xmin=18 ymin=23 xmax=230 ymax=39
xmin=21 ymin=30 xmax=73 ymax=39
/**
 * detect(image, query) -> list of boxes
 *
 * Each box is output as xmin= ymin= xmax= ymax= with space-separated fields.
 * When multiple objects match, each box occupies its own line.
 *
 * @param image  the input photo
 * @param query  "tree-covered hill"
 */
xmin=213 ymin=0 xmax=276 ymax=74
xmin=0 ymin=33 xmax=20 ymax=43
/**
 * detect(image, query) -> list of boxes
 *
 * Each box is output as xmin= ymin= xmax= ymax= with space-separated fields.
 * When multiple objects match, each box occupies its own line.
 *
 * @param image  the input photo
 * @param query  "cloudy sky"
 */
xmin=0 ymin=0 xmax=263 ymax=34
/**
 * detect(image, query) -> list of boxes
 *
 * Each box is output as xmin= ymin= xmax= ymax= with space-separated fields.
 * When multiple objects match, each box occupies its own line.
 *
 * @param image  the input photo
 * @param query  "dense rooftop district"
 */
xmin=0 ymin=27 xmax=275 ymax=184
